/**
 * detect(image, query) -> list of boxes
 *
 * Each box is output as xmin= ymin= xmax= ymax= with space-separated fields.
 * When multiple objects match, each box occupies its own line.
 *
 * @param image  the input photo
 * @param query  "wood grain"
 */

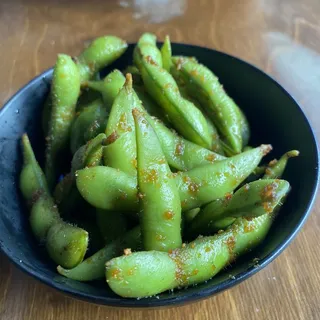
xmin=1 ymin=0 xmax=320 ymax=319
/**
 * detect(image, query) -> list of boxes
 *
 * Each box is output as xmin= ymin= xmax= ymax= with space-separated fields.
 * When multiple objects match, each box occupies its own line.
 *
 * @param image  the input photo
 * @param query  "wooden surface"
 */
xmin=0 ymin=0 xmax=320 ymax=319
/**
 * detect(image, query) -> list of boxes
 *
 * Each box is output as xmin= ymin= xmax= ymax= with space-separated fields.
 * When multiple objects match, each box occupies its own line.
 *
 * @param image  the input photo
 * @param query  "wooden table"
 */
xmin=0 ymin=0 xmax=319 ymax=319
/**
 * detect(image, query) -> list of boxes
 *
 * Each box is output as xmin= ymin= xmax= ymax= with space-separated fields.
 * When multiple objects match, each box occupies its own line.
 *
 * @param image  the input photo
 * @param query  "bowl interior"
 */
xmin=0 ymin=44 xmax=318 ymax=307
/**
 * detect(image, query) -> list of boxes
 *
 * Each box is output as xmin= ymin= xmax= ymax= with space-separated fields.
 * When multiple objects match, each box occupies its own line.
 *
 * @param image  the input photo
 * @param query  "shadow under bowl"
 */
xmin=0 ymin=43 xmax=318 ymax=308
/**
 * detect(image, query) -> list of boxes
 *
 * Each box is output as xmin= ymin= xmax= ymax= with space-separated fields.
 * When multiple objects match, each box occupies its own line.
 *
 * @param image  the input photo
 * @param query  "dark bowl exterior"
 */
xmin=0 ymin=44 xmax=319 ymax=308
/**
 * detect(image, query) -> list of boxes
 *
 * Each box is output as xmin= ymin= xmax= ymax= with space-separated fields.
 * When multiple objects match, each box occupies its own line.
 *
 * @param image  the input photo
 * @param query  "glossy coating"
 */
xmin=133 ymin=109 xmax=182 ymax=251
xmin=0 ymin=44 xmax=318 ymax=310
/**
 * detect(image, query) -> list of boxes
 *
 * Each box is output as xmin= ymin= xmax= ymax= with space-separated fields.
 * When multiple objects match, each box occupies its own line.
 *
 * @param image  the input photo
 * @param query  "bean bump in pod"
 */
xmin=133 ymin=108 xmax=182 ymax=251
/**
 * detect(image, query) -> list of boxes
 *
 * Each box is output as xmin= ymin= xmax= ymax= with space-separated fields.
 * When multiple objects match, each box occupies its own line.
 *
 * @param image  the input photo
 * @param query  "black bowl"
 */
xmin=0 ymin=44 xmax=319 ymax=308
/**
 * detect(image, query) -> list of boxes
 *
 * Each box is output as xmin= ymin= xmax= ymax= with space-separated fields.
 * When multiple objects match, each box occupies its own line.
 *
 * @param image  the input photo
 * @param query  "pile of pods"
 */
xmin=19 ymin=33 xmax=299 ymax=298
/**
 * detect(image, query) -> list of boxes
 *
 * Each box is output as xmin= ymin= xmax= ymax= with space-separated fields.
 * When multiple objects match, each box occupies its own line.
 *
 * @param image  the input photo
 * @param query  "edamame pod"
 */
xmin=57 ymin=226 xmax=141 ymax=281
xmin=106 ymin=214 xmax=273 ymax=298
xmin=104 ymin=74 xmax=143 ymax=176
xmin=46 ymin=219 xmax=88 ymax=269
xmin=76 ymin=36 xmax=127 ymax=83
xmin=171 ymin=57 xmax=244 ymax=154
xmin=187 ymin=179 xmax=290 ymax=237
xmin=137 ymin=55 xmax=211 ymax=149
xmin=70 ymin=99 xmax=107 ymax=154
xmin=71 ymin=133 xmax=106 ymax=173
xmin=76 ymin=166 xmax=139 ymax=211
xmin=161 ymin=35 xmax=172 ymax=72
xmin=29 ymin=194 xmax=60 ymax=241
xmin=76 ymin=145 xmax=271 ymax=211
xmin=45 ymin=54 xmax=80 ymax=189
xmin=85 ymin=69 xmax=126 ymax=109
xmin=133 ymin=108 xmax=182 ymax=251
xmin=150 ymin=117 xmax=225 ymax=170
xmin=133 ymin=33 xmax=163 ymax=68
xmin=263 ymin=150 xmax=299 ymax=179
xmin=176 ymin=144 xmax=272 ymax=211
xmin=20 ymin=135 xmax=88 ymax=268
xmin=176 ymin=80 xmax=224 ymax=154
xmin=20 ymin=134 xmax=49 ymax=205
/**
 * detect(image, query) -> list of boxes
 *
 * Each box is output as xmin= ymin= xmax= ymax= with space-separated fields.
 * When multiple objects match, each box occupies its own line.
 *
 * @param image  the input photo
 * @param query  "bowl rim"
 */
xmin=0 ymin=42 xmax=319 ymax=308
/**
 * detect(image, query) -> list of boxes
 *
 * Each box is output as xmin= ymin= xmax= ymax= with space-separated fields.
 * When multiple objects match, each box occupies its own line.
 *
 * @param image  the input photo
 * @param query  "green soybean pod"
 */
xmin=71 ymin=133 xmax=106 ymax=173
xmin=176 ymin=144 xmax=272 ymax=211
xmin=133 ymin=108 xmax=182 ymax=251
xmin=45 ymin=54 xmax=80 ymax=189
xmin=187 ymin=179 xmax=290 ymax=237
xmin=29 ymin=194 xmax=60 ymax=241
xmin=76 ymin=36 xmax=128 ymax=83
xmin=161 ymin=35 xmax=172 ymax=72
xmin=138 ymin=55 xmax=212 ymax=149
xmin=103 ymin=74 xmax=143 ymax=177
xmin=46 ymin=218 xmax=89 ymax=269
xmin=70 ymin=98 xmax=107 ymax=154
xmin=20 ymin=134 xmax=49 ymax=205
xmin=57 ymin=226 xmax=141 ymax=281
xmin=20 ymin=135 xmax=89 ymax=268
xmin=176 ymin=80 xmax=224 ymax=155
xmin=85 ymin=69 xmax=126 ymax=109
xmin=106 ymin=214 xmax=273 ymax=298
xmin=133 ymin=33 xmax=163 ymax=68
xmin=263 ymin=150 xmax=300 ymax=179
xmin=76 ymin=166 xmax=139 ymax=211
xmin=150 ymin=117 xmax=225 ymax=170
xmin=171 ymin=56 xmax=243 ymax=154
